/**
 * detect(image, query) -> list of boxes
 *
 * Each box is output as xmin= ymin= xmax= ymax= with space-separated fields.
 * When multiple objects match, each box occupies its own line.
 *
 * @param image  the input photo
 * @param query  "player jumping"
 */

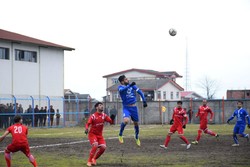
xmin=192 ymin=100 xmax=219 ymax=145
xmin=227 ymin=101 xmax=250 ymax=147
xmin=85 ymin=102 xmax=114 ymax=167
xmin=0 ymin=115 xmax=38 ymax=167
xmin=118 ymin=75 xmax=147 ymax=146
xmin=160 ymin=101 xmax=191 ymax=150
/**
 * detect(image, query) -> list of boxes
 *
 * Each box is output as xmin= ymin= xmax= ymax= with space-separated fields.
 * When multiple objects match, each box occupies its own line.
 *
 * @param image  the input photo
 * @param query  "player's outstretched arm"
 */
xmin=0 ymin=131 xmax=9 ymax=142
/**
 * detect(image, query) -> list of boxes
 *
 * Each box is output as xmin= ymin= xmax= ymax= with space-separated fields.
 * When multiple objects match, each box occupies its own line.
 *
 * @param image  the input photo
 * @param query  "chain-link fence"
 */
xmin=1 ymin=95 xmax=250 ymax=129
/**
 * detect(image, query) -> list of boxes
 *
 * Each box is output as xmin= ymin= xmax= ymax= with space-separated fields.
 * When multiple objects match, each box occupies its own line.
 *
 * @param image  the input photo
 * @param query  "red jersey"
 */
xmin=7 ymin=123 xmax=28 ymax=145
xmin=85 ymin=112 xmax=112 ymax=136
xmin=196 ymin=105 xmax=213 ymax=124
xmin=172 ymin=107 xmax=188 ymax=126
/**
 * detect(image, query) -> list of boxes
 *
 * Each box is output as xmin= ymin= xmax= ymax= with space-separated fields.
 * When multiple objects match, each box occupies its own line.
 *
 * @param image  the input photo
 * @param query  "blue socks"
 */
xmin=134 ymin=125 xmax=139 ymax=139
xmin=233 ymin=134 xmax=238 ymax=144
xmin=119 ymin=122 xmax=126 ymax=136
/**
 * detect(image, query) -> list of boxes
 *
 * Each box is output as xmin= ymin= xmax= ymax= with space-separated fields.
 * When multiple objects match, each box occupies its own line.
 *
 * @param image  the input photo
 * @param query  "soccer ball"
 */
xmin=169 ymin=28 xmax=177 ymax=36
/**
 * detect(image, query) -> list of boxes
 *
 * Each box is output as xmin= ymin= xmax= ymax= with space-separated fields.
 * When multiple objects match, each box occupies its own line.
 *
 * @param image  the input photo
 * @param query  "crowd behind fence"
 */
xmin=1 ymin=95 xmax=250 ymax=129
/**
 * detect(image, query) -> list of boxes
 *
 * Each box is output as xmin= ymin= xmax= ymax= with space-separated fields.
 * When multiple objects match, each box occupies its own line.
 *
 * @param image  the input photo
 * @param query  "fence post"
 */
xmin=12 ymin=95 xmax=17 ymax=114
xmin=62 ymin=97 xmax=66 ymax=127
xmin=47 ymin=96 xmax=50 ymax=127
xmin=30 ymin=96 xmax=34 ymax=127
xmin=75 ymin=96 xmax=79 ymax=125
xmin=222 ymin=97 xmax=225 ymax=124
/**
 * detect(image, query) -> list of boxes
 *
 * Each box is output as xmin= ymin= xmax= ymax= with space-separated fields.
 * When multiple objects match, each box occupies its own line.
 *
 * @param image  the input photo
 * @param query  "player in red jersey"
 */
xmin=85 ymin=102 xmax=114 ymax=167
xmin=160 ymin=101 xmax=191 ymax=150
xmin=0 ymin=115 xmax=38 ymax=167
xmin=192 ymin=100 xmax=219 ymax=145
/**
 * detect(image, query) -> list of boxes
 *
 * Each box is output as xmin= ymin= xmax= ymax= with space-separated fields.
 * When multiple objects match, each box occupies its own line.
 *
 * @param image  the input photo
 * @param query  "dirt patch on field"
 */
xmin=1 ymin=135 xmax=249 ymax=167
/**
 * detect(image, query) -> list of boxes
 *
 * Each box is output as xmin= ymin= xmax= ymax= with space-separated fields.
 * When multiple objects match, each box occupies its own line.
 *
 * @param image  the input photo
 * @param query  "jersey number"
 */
xmin=14 ymin=126 xmax=22 ymax=134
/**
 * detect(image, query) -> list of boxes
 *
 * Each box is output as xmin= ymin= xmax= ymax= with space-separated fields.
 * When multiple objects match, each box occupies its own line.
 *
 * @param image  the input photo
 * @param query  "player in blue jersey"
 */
xmin=118 ymin=75 xmax=147 ymax=146
xmin=227 ymin=101 xmax=250 ymax=147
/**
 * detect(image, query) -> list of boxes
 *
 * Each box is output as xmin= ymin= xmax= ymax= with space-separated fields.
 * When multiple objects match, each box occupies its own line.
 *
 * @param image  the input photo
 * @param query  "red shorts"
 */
xmin=169 ymin=124 xmax=183 ymax=135
xmin=88 ymin=133 xmax=106 ymax=146
xmin=199 ymin=122 xmax=208 ymax=130
xmin=6 ymin=143 xmax=30 ymax=157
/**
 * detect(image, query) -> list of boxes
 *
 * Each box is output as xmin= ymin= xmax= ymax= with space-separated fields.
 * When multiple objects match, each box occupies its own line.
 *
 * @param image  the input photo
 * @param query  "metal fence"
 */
xmin=1 ymin=95 xmax=250 ymax=129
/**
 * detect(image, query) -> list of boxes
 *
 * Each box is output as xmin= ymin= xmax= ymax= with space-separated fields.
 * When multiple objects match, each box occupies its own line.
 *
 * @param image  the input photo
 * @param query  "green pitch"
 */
xmin=0 ymin=124 xmax=248 ymax=167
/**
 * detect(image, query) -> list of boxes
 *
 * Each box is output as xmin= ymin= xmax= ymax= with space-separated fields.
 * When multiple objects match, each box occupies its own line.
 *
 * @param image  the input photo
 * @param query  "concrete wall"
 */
xmin=103 ymin=99 xmax=250 ymax=125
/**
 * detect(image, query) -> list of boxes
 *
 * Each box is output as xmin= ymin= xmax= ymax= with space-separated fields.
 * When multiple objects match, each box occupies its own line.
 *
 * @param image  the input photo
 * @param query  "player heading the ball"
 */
xmin=117 ymin=75 xmax=147 ymax=147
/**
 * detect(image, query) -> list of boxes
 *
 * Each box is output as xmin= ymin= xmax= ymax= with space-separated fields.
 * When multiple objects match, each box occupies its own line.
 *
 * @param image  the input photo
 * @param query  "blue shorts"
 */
xmin=123 ymin=106 xmax=139 ymax=122
xmin=233 ymin=124 xmax=246 ymax=135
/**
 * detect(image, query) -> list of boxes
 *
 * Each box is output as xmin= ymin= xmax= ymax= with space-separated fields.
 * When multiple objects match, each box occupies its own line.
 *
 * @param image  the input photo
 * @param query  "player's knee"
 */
xmin=92 ymin=142 xmax=98 ymax=147
xmin=100 ymin=145 xmax=106 ymax=150
xmin=4 ymin=149 xmax=10 ymax=154
xmin=124 ymin=118 xmax=129 ymax=124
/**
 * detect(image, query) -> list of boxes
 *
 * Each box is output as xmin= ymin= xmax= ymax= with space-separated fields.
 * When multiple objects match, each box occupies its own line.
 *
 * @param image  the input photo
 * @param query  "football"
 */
xmin=169 ymin=28 xmax=177 ymax=36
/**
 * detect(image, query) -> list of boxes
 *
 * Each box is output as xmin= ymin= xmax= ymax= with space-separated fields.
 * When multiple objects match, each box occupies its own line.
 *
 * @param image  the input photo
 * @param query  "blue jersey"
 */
xmin=228 ymin=108 xmax=250 ymax=125
xmin=118 ymin=85 xmax=145 ymax=106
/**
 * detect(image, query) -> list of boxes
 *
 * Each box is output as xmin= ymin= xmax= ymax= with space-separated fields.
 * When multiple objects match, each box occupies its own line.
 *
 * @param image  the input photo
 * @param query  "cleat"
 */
xmin=216 ymin=134 xmax=219 ymax=140
xmin=135 ymin=137 xmax=141 ymax=146
xmin=186 ymin=144 xmax=191 ymax=149
xmin=160 ymin=145 xmax=168 ymax=150
xmin=232 ymin=144 xmax=239 ymax=147
xmin=246 ymin=134 xmax=249 ymax=142
xmin=191 ymin=141 xmax=198 ymax=145
xmin=91 ymin=158 xmax=96 ymax=166
xmin=118 ymin=135 xmax=124 ymax=144
xmin=87 ymin=162 xmax=92 ymax=167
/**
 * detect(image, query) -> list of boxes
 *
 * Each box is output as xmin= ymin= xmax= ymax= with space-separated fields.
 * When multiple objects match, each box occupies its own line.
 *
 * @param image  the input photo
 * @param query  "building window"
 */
xmin=163 ymin=91 xmax=166 ymax=100
xmin=15 ymin=49 xmax=37 ymax=63
xmin=112 ymin=78 xmax=119 ymax=84
xmin=176 ymin=92 xmax=179 ymax=99
xmin=170 ymin=92 xmax=173 ymax=99
xmin=0 ymin=47 xmax=9 ymax=60
xmin=157 ymin=91 xmax=161 ymax=99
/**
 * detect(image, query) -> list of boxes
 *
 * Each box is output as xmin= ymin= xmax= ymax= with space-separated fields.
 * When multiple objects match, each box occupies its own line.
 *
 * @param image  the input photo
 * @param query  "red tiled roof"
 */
xmin=0 ymin=29 xmax=74 ymax=51
xmin=103 ymin=68 xmax=181 ymax=78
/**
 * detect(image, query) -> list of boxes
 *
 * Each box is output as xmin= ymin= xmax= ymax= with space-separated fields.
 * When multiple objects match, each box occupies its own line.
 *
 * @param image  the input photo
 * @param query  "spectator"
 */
xmin=49 ymin=105 xmax=55 ymax=127
xmin=34 ymin=105 xmax=39 ymax=127
xmin=56 ymin=109 xmax=61 ymax=126
xmin=42 ymin=106 xmax=47 ymax=127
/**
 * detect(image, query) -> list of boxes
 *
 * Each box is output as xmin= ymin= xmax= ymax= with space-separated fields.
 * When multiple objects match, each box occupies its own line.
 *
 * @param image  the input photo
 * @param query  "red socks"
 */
xmin=94 ymin=146 xmax=106 ymax=160
xmin=4 ymin=151 xmax=11 ymax=167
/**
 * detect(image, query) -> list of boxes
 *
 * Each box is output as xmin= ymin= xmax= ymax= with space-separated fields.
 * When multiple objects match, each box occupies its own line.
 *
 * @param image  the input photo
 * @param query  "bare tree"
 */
xmin=196 ymin=76 xmax=220 ymax=99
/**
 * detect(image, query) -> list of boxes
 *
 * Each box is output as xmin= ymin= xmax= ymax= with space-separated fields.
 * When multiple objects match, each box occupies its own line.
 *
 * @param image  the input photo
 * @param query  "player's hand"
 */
xmin=143 ymin=101 xmax=147 ymax=108
xmin=84 ymin=129 xmax=89 ymax=135
xmin=227 ymin=120 xmax=230 ymax=124
xmin=170 ymin=119 xmax=174 ymax=125
xmin=182 ymin=124 xmax=186 ymax=129
xmin=130 ymin=82 xmax=136 ymax=87
xmin=248 ymin=124 xmax=250 ymax=128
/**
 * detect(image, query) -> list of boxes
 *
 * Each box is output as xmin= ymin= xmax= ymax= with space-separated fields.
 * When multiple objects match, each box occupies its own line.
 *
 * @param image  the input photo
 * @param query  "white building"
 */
xmin=103 ymin=68 xmax=184 ymax=101
xmin=0 ymin=29 xmax=74 ymax=97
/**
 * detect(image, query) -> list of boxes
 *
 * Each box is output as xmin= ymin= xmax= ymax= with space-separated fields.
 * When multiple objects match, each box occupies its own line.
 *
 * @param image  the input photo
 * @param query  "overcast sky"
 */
xmin=1 ymin=0 xmax=250 ymax=100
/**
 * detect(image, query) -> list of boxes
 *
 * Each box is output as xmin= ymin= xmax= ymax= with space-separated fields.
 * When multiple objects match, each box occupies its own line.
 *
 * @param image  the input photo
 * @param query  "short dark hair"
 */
xmin=177 ymin=101 xmax=182 ymax=105
xmin=94 ymin=102 xmax=103 ymax=108
xmin=118 ymin=75 xmax=126 ymax=83
xmin=14 ymin=115 xmax=22 ymax=123
xmin=237 ymin=101 xmax=243 ymax=104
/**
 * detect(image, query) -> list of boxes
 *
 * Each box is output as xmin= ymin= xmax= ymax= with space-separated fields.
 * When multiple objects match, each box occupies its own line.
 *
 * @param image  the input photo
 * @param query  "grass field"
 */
xmin=0 ymin=124 xmax=249 ymax=167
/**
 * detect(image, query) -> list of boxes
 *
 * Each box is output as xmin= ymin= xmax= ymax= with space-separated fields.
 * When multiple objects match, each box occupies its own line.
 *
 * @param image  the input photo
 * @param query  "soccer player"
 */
xmin=227 ymin=101 xmax=250 ymax=147
xmin=192 ymin=100 xmax=219 ymax=145
xmin=0 ymin=115 xmax=38 ymax=167
xmin=85 ymin=102 xmax=114 ymax=167
xmin=117 ymin=75 xmax=147 ymax=146
xmin=160 ymin=101 xmax=191 ymax=150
